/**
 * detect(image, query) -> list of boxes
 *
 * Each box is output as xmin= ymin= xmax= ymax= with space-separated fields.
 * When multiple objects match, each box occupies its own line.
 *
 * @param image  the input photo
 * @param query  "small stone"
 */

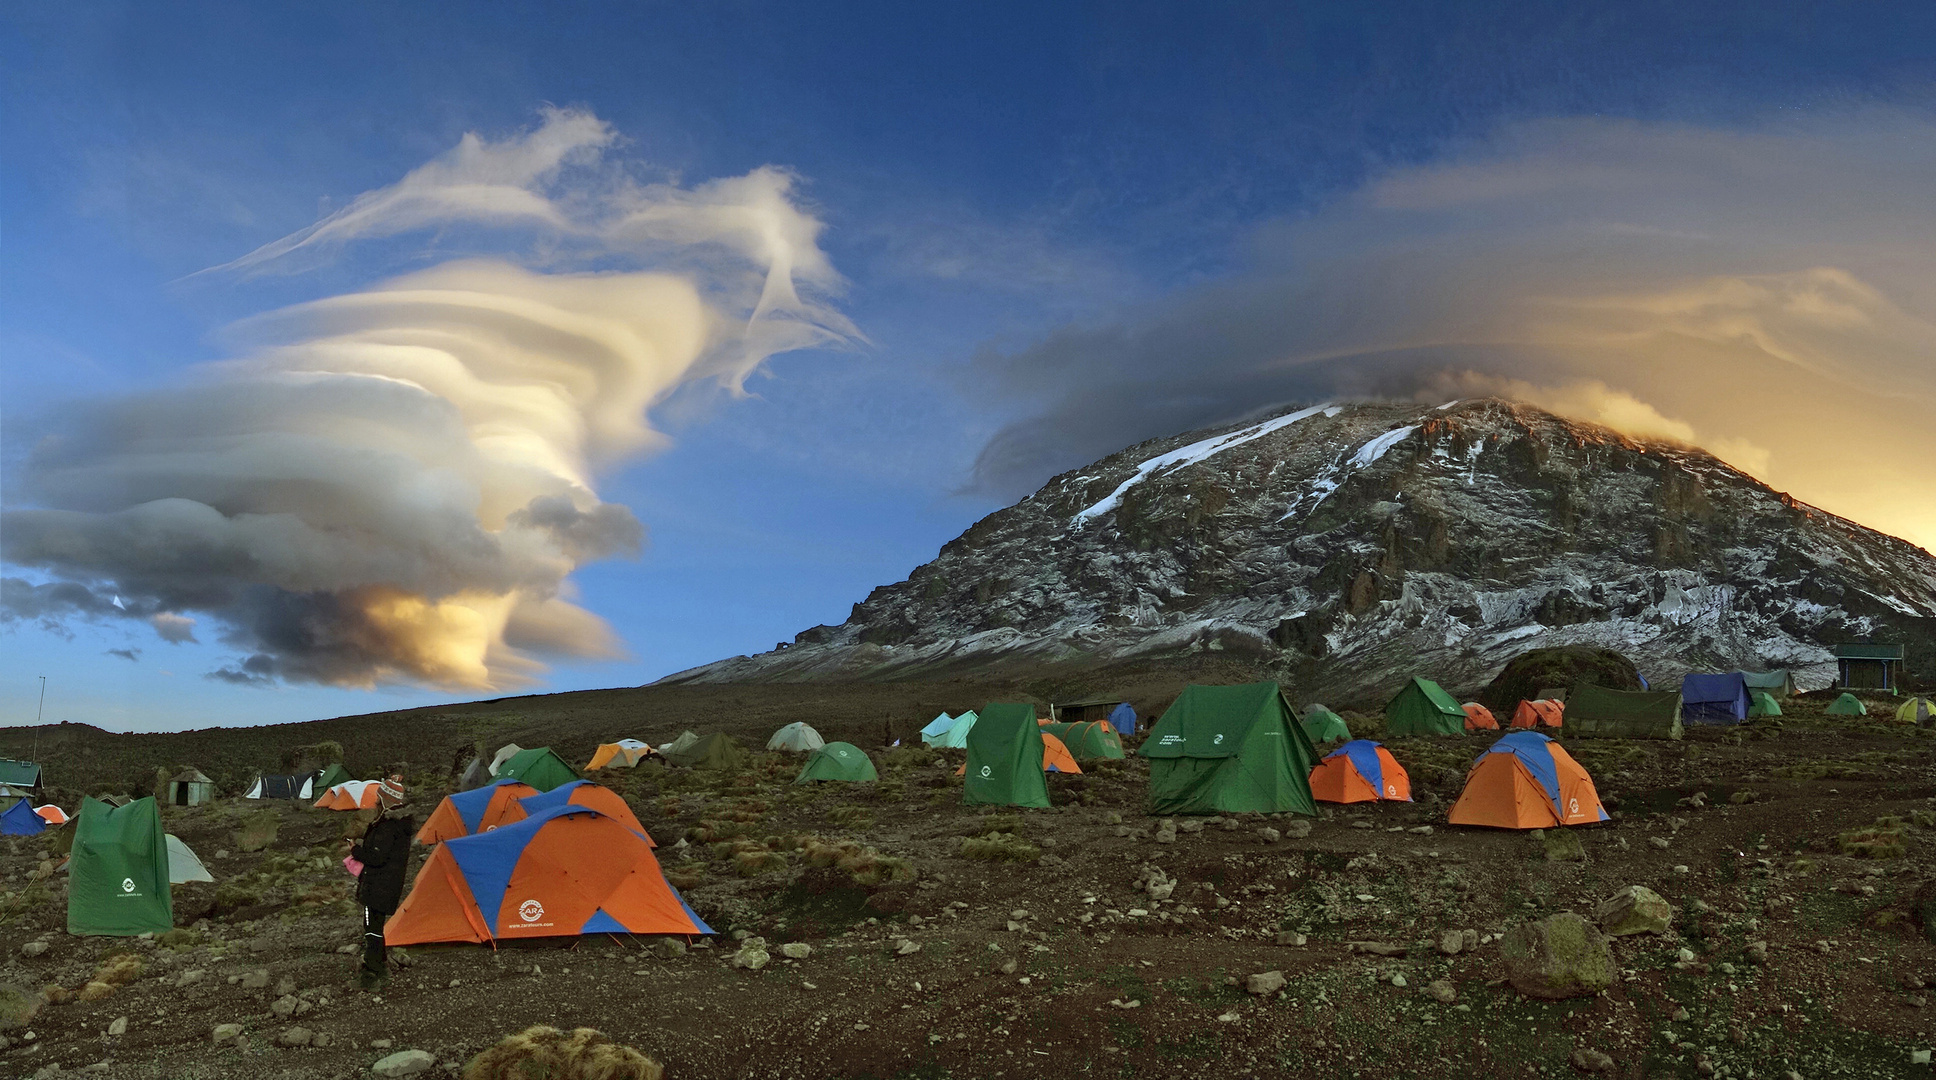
xmin=211 ymin=1023 xmax=244 ymax=1044
xmin=1596 ymin=886 xmax=1675 ymax=937
xmin=1282 ymin=819 xmax=1313 ymax=839
xmin=999 ymin=960 xmax=1017 ymax=975
xmin=780 ymin=943 xmax=812 ymax=960
xmin=655 ymin=938 xmax=687 ymax=959
xmin=1178 ymin=819 xmax=1205 ymax=834
xmin=106 ymin=1017 xmax=127 ymax=1037
xmin=19 ymin=942 xmax=47 ymax=959
xmin=372 ymin=1039 xmax=393 ymax=1049
xmin=176 ymin=969 xmax=206 ymax=988
xmin=271 ymin=994 xmax=298 ymax=1017
xmin=1407 ymin=825 xmax=1433 ymax=834
xmin=312 ymin=1032 xmax=332 ymax=1048
xmin=1649 ymin=836 xmax=1671 ymax=850
xmin=1275 ymin=931 xmax=1308 ymax=947
xmin=1259 ymin=827 xmax=1280 ymax=843
xmin=1671 ymin=1006 xmax=1690 ymax=1022
xmin=1570 ymin=1047 xmax=1615 ymax=1073
xmin=896 ymin=939 xmax=921 ymax=956
xmin=1437 ymin=930 xmax=1465 ymax=956
xmin=1424 ymin=979 xmax=1456 ymax=1004
xmin=1390 ymin=974 xmax=1407 ymax=988
xmin=273 ymin=975 xmax=296 ymax=996
xmin=277 ymin=1026 xmax=312 ymax=1047
xmin=371 ymin=1049 xmax=437 ymax=1077
xmin=1676 ymin=949 xmax=1696 ymax=964
xmin=239 ymin=969 xmax=270 ymax=990
xmin=1349 ymin=820 xmax=1374 ymax=830
xmin=1246 ymin=970 xmax=1286 ymax=995
xmin=1673 ymin=864 xmax=1690 ymax=874
xmin=1744 ymin=941 xmax=1769 ymax=965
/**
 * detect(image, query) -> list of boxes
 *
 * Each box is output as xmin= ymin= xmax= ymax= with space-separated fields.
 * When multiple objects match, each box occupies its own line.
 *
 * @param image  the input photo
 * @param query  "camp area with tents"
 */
xmin=0 ymin=646 xmax=1933 ymax=1079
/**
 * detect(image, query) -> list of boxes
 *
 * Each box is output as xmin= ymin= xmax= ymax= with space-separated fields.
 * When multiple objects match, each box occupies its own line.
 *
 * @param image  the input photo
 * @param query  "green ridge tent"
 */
xmin=1826 ymin=692 xmax=1867 ymax=717
xmin=1301 ymin=706 xmax=1350 ymax=744
xmin=1385 ymin=678 xmax=1467 ymax=736
xmin=659 ymin=731 xmax=700 ymax=757
xmin=963 ymin=704 xmax=1051 ymax=809
xmin=1748 ymin=691 xmax=1783 ymax=718
xmin=68 ymin=796 xmax=172 ymax=936
xmin=313 ymin=763 xmax=353 ymax=792
xmin=1144 ymin=683 xmax=1319 ymax=816
xmin=495 ymin=747 xmax=580 ymax=792
xmin=1040 ymin=721 xmax=1126 ymax=761
xmin=932 ymin=711 xmax=979 ymax=749
xmin=795 ymin=742 xmax=879 ymax=783
xmin=1739 ymin=669 xmax=1797 ymax=698
xmin=1566 ymin=684 xmax=1684 ymax=739
xmin=665 ymin=732 xmax=747 ymax=771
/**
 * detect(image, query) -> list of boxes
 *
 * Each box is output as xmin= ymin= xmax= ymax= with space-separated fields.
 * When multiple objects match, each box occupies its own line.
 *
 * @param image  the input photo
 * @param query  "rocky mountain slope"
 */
xmin=664 ymin=399 xmax=1936 ymax=702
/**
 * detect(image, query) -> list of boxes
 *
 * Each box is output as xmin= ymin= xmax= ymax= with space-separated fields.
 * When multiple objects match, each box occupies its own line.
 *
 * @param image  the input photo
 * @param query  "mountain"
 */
xmin=663 ymin=398 xmax=1936 ymax=703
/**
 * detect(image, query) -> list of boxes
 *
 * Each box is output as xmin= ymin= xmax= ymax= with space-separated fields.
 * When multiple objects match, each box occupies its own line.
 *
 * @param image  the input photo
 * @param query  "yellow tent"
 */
xmin=586 ymin=739 xmax=657 ymax=770
xmin=1894 ymin=697 xmax=1936 ymax=726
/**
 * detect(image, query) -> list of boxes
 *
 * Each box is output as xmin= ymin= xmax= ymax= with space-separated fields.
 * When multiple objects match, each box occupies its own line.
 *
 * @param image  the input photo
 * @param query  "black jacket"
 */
xmin=351 ymin=812 xmax=415 ymax=914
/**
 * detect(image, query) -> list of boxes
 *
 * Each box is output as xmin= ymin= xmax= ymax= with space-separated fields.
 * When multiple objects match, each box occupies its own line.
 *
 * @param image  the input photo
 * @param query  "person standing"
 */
xmin=347 ymin=778 xmax=413 ymax=991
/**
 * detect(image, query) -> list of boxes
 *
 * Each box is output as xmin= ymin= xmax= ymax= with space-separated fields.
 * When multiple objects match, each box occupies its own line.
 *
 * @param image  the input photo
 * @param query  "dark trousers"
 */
xmin=362 ymin=906 xmax=389 ymax=979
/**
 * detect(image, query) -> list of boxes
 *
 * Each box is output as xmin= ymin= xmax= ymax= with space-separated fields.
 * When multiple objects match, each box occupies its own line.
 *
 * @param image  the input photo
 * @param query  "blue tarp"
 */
xmin=0 ymin=799 xmax=45 ymax=836
xmin=1681 ymin=673 xmax=1749 ymax=724
xmin=1108 ymin=702 xmax=1137 ymax=735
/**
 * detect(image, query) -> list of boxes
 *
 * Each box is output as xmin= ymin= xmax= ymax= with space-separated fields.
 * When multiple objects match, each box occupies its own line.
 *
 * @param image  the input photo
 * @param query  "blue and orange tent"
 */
xmin=385 ymin=805 xmax=709 ymax=946
xmin=1309 ymin=740 xmax=1411 ymax=803
xmin=1448 ymin=732 xmax=1607 ymax=829
xmin=416 ymin=778 xmax=539 ymax=845
xmin=517 ymin=781 xmax=654 ymax=846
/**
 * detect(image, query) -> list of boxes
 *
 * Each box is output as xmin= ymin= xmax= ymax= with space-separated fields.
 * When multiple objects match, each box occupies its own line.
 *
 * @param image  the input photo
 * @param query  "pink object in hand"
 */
xmin=343 ymin=856 xmax=364 ymax=878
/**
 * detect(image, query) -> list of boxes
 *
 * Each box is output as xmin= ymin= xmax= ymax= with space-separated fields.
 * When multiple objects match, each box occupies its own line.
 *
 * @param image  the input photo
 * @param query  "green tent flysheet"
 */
xmin=1739 ymin=669 xmax=1797 ymax=698
xmin=1826 ymin=692 xmax=1868 ymax=717
xmin=963 ymin=704 xmax=1051 ymax=809
xmin=495 ymin=747 xmax=580 ymax=792
xmin=1748 ymin=691 xmax=1782 ymax=718
xmin=1384 ymin=678 xmax=1467 ymax=736
xmin=313 ymin=763 xmax=353 ymax=792
xmin=1040 ymin=721 xmax=1126 ymax=761
xmin=1565 ymin=683 xmax=1684 ymax=739
xmin=1143 ymin=683 xmax=1318 ymax=816
xmin=1301 ymin=706 xmax=1350 ymax=743
xmin=68 ymin=796 xmax=173 ymax=936
xmin=795 ymin=742 xmax=879 ymax=783
xmin=665 ymin=732 xmax=748 ymax=771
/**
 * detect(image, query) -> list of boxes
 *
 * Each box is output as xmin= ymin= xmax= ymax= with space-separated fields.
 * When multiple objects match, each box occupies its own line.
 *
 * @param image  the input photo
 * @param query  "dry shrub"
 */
xmin=801 ymin=838 xmax=916 ymax=886
xmin=231 ymin=809 xmax=279 ymax=853
xmin=869 ymin=780 xmax=907 ymax=804
xmin=664 ymin=864 xmax=707 ymax=891
xmin=463 ymin=1025 xmax=662 ymax=1080
xmin=732 ymin=848 xmax=786 ymax=877
xmin=827 ymin=805 xmax=873 ymax=828
xmin=1837 ymin=818 xmax=1906 ymax=859
xmin=94 ymin=954 xmax=142 ymax=987
xmin=959 ymin=832 xmax=1040 ymax=863
xmin=76 ymin=981 xmax=115 ymax=1002
xmin=656 ymin=796 xmax=681 ymax=818
xmin=723 ymin=800 xmax=770 ymax=823
xmin=960 ymin=814 xmax=1025 ymax=836
xmin=880 ymin=745 xmax=936 ymax=771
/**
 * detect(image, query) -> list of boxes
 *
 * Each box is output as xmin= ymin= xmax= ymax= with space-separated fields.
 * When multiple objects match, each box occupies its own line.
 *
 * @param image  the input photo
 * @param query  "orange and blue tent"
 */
xmin=385 ymin=804 xmax=709 ymax=946
xmin=416 ymin=779 xmax=540 ymax=845
xmin=1462 ymin=703 xmax=1499 ymax=731
xmin=1309 ymin=740 xmax=1411 ymax=803
xmin=516 ymin=781 xmax=654 ymax=846
xmin=1512 ymin=699 xmax=1564 ymax=729
xmin=1448 ymin=731 xmax=1606 ymax=830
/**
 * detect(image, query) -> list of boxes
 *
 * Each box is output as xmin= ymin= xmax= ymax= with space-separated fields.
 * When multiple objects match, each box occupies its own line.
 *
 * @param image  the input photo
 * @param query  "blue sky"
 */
xmin=8 ymin=2 xmax=1936 ymax=731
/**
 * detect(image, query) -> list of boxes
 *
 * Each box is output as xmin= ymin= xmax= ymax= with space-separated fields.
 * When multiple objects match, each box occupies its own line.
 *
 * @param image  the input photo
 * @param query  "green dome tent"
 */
xmin=1566 ymin=683 xmax=1684 ymax=739
xmin=1748 ymin=691 xmax=1782 ymax=718
xmin=932 ymin=711 xmax=978 ymax=749
xmin=495 ymin=747 xmax=580 ymax=792
xmin=963 ymin=704 xmax=1051 ymax=809
xmin=1144 ymin=683 xmax=1318 ymax=816
xmin=795 ymin=742 xmax=879 ymax=783
xmin=1826 ymin=692 xmax=1867 ymax=717
xmin=313 ymin=763 xmax=353 ymax=792
xmin=665 ymin=732 xmax=747 ymax=771
xmin=1384 ymin=678 xmax=1467 ymax=736
xmin=1040 ymin=721 xmax=1126 ymax=761
xmin=68 ymin=796 xmax=172 ymax=937
xmin=1301 ymin=705 xmax=1350 ymax=744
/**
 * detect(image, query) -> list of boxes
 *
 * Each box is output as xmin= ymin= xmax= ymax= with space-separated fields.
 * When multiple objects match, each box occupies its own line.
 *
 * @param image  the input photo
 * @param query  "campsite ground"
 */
xmin=2 ymin=687 xmax=1934 ymax=1080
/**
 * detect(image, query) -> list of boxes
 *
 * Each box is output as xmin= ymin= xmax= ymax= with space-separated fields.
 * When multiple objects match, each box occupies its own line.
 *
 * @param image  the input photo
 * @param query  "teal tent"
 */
xmin=1144 ymin=683 xmax=1318 ymax=816
xmin=919 ymin=713 xmax=956 ymax=745
xmin=932 ymin=711 xmax=978 ymax=749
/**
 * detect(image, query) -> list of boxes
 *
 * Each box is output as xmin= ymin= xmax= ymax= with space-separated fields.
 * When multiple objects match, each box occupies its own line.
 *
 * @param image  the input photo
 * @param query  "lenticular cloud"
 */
xmin=2 ymin=109 xmax=853 ymax=690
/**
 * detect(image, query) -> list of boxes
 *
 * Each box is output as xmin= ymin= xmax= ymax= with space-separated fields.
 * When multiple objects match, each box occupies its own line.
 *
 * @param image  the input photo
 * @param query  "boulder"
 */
xmin=211 ymin=1023 xmax=244 ymax=1044
xmin=277 ymin=1026 xmax=313 ymax=1047
xmin=1499 ymin=912 xmax=1614 ymax=1000
xmin=1570 ymin=1048 xmax=1615 ymax=1073
xmin=1423 ymin=979 xmax=1457 ymax=1004
xmin=1596 ymin=886 xmax=1674 ymax=937
xmin=779 ymin=943 xmax=813 ymax=960
xmin=1437 ymin=930 xmax=1464 ymax=956
xmin=731 ymin=940 xmax=770 ymax=971
xmin=0 ymin=984 xmax=40 ymax=1031
xmin=1245 ymin=970 xmax=1286 ymax=995
xmin=371 ymin=1049 xmax=436 ymax=1077
xmin=1543 ymin=829 xmax=1586 ymax=862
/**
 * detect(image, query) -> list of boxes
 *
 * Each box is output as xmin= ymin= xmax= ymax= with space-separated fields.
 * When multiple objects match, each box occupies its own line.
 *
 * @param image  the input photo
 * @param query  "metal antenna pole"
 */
xmin=34 ymin=676 xmax=46 ymax=763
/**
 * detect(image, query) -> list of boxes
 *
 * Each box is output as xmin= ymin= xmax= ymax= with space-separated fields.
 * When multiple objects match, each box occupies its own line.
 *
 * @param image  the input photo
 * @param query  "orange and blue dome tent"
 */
xmin=517 ymin=781 xmax=654 ymax=846
xmin=1448 ymin=732 xmax=1606 ymax=830
xmin=1309 ymin=740 xmax=1411 ymax=804
xmin=385 ymin=804 xmax=709 ymax=946
xmin=1461 ymin=703 xmax=1499 ymax=731
xmin=417 ymin=779 xmax=539 ymax=845
xmin=1512 ymin=699 xmax=1564 ymax=729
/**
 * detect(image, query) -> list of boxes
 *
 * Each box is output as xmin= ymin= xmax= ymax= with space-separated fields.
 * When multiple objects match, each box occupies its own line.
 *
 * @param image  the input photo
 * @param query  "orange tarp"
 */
xmin=1512 ymin=699 xmax=1564 ymax=728
xmin=1462 ymin=703 xmax=1499 ymax=731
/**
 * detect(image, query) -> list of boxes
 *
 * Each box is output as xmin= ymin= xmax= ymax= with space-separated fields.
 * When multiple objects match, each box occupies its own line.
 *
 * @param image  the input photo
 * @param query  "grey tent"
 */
xmin=457 ymin=756 xmax=492 ymax=792
xmin=1738 ymin=669 xmax=1798 ymax=698
xmin=164 ymin=834 xmax=214 ymax=884
xmin=487 ymin=744 xmax=525 ymax=778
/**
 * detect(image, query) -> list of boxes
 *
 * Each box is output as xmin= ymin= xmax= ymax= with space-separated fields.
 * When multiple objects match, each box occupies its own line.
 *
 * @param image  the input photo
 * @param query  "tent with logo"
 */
xmin=1144 ymin=682 xmax=1319 ymax=816
xmin=1107 ymin=703 xmax=1138 ymax=735
xmin=1309 ymin=740 xmax=1411 ymax=804
xmin=1512 ymin=699 xmax=1564 ymax=729
xmin=35 ymin=805 xmax=69 ymax=826
xmin=244 ymin=773 xmax=317 ymax=800
xmin=1681 ymin=673 xmax=1750 ymax=724
xmin=928 ymin=711 xmax=979 ymax=749
xmin=1300 ymin=705 xmax=1350 ymax=744
xmin=1385 ymin=678 xmax=1467 ymax=736
xmin=1448 ymin=732 xmax=1607 ymax=830
xmin=1827 ymin=692 xmax=1868 ymax=717
xmin=1749 ymin=691 xmax=1783 ymax=718
xmin=663 ymin=733 xmax=747 ymax=771
xmin=517 ymin=781 xmax=653 ymax=844
xmin=418 ymin=779 xmax=541 ymax=845
xmin=963 ymin=703 xmax=1054 ymax=809
xmin=384 ymin=804 xmax=711 ymax=946
xmin=1565 ymin=684 xmax=1683 ymax=739
xmin=1 ymin=799 xmax=45 ymax=835
xmin=68 ymin=796 xmax=172 ymax=936
xmin=1462 ymin=703 xmax=1499 ymax=731
xmin=314 ymin=778 xmax=404 ymax=811
xmin=586 ymin=740 xmax=657 ymax=771
xmin=165 ymin=834 xmax=214 ymax=884
xmin=766 ymin=723 xmax=825 ymax=753
xmin=1739 ymin=669 xmax=1798 ymax=698
xmin=919 ymin=713 xmax=957 ymax=745
xmin=1040 ymin=721 xmax=1125 ymax=761
xmin=795 ymin=742 xmax=879 ymax=783
xmin=496 ymin=748 xmax=579 ymax=792
xmin=1895 ymin=696 xmax=1936 ymax=726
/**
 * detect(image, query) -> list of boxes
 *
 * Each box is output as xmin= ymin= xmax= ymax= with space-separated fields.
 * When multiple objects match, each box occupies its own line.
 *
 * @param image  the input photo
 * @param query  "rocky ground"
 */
xmin=2 ymin=696 xmax=1934 ymax=1080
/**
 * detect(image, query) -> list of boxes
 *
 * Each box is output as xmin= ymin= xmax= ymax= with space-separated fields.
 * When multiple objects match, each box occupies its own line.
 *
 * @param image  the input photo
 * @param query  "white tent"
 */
xmin=487 ymin=744 xmax=525 ymax=777
xmin=766 ymin=722 xmax=826 ymax=753
xmin=165 ymin=834 xmax=214 ymax=884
